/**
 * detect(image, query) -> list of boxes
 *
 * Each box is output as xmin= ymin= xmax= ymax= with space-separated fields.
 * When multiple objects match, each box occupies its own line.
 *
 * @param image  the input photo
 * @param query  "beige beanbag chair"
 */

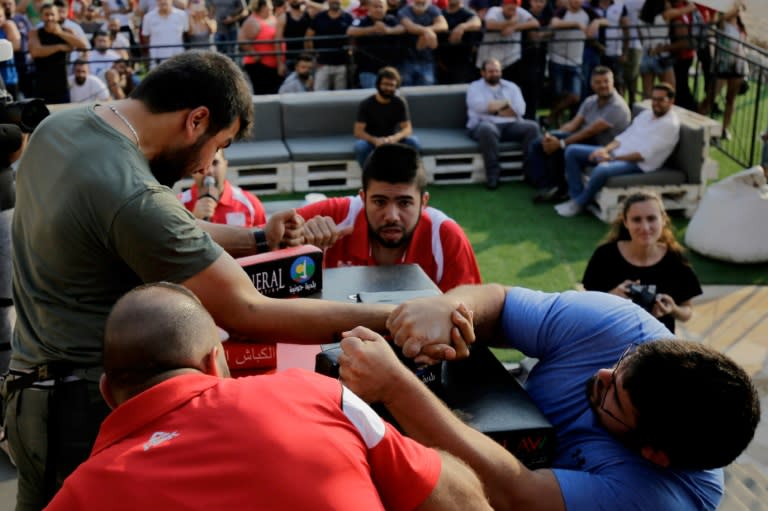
xmin=685 ymin=167 xmax=768 ymax=263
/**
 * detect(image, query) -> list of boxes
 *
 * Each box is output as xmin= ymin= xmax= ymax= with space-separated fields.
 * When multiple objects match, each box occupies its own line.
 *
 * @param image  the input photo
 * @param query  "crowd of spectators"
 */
xmin=0 ymin=0 xmax=750 ymax=116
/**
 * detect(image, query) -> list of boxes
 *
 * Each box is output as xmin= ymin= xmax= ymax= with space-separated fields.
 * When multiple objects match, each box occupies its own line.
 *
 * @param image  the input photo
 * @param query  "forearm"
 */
xmin=613 ymin=151 xmax=643 ymax=162
xmin=198 ymin=221 xmax=262 ymax=257
xmin=443 ymin=284 xmax=506 ymax=341
xmin=381 ymin=366 xmax=549 ymax=511
xmin=391 ymin=123 xmax=412 ymax=142
xmin=59 ymin=31 xmax=88 ymax=49
xmin=30 ymin=43 xmax=66 ymax=57
xmin=565 ymin=121 xmax=609 ymax=145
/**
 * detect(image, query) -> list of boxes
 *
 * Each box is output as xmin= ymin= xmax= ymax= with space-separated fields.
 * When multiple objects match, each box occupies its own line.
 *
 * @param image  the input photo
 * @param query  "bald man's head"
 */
xmin=103 ymin=282 xmax=227 ymax=405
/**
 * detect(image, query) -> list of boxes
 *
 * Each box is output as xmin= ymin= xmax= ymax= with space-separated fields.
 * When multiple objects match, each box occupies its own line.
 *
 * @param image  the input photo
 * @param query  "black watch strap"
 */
xmin=252 ymin=228 xmax=269 ymax=253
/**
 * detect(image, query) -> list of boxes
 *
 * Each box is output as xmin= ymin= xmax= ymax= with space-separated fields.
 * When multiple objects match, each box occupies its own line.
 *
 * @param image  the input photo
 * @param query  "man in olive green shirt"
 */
xmin=7 ymin=51 xmax=467 ymax=511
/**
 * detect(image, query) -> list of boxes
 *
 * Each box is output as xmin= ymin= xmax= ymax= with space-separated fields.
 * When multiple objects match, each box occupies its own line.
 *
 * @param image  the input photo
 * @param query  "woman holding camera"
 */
xmin=581 ymin=191 xmax=701 ymax=332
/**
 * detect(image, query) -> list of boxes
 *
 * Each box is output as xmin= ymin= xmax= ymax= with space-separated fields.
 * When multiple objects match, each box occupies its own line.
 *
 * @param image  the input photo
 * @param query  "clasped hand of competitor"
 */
xmin=337 ymin=300 xmax=474 ymax=402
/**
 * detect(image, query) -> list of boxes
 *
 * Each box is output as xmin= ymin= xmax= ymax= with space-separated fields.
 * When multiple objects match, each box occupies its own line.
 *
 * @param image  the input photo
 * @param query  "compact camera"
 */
xmin=627 ymin=283 xmax=658 ymax=312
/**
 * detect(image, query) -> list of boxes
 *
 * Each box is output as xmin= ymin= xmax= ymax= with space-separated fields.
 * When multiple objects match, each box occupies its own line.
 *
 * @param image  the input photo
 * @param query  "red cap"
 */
xmin=501 ymin=0 xmax=521 ymax=5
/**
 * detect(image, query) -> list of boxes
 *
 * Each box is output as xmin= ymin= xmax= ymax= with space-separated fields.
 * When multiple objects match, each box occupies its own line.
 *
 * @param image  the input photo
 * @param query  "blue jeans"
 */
xmin=354 ymin=136 xmax=421 ymax=169
xmin=564 ymin=144 xmax=642 ymax=206
xmin=215 ymin=25 xmax=239 ymax=56
xmin=400 ymin=59 xmax=435 ymax=87
xmin=527 ymin=130 xmax=570 ymax=189
xmin=470 ymin=120 xmax=540 ymax=185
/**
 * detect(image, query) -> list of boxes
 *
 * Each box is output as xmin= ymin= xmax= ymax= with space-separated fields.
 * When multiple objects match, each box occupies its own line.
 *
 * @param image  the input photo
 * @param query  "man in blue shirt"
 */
xmin=337 ymin=284 xmax=760 ymax=511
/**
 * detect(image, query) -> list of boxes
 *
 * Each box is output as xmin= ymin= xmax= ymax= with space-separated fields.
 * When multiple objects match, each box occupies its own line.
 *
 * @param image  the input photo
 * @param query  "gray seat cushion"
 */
xmin=282 ymin=90 xmax=369 ymax=138
xmin=586 ymin=166 xmax=687 ymax=187
xmin=247 ymin=95 xmax=284 ymax=141
xmin=417 ymin=129 xmax=479 ymax=155
xmin=417 ymin=129 xmax=523 ymax=155
xmin=285 ymin=135 xmax=356 ymax=162
xmin=405 ymin=84 xmax=469 ymax=130
xmin=226 ymin=140 xmax=291 ymax=166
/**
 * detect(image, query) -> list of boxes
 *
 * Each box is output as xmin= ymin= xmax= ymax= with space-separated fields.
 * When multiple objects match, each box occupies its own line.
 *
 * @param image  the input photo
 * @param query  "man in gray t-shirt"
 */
xmin=527 ymin=66 xmax=630 ymax=200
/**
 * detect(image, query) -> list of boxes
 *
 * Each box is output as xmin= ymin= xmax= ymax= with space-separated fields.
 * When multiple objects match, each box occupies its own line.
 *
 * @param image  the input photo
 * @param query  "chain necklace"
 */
xmin=108 ymin=105 xmax=140 ymax=148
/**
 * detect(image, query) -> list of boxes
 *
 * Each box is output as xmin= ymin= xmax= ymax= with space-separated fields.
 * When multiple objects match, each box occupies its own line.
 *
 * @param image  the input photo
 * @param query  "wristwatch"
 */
xmin=252 ymin=228 xmax=269 ymax=253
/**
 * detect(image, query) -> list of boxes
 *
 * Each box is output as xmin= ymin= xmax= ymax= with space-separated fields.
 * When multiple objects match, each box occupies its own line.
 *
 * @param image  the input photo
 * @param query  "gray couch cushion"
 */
xmin=247 ymin=95 xmax=284 ymax=141
xmin=226 ymin=140 xmax=291 ymax=166
xmin=281 ymin=90 xmax=370 ymax=138
xmin=587 ymin=167 xmax=687 ymax=187
xmin=664 ymin=122 xmax=705 ymax=184
xmin=417 ymin=129 xmax=478 ymax=155
xmin=284 ymin=135 xmax=356 ymax=162
xmin=404 ymin=84 xmax=469 ymax=130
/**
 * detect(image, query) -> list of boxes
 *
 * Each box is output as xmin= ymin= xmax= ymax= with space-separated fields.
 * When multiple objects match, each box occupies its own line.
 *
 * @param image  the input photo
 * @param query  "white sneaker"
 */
xmin=554 ymin=200 xmax=583 ymax=217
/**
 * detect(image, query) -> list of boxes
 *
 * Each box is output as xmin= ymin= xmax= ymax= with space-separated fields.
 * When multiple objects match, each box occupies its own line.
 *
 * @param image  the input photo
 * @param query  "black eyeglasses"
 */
xmin=599 ymin=344 xmax=638 ymax=431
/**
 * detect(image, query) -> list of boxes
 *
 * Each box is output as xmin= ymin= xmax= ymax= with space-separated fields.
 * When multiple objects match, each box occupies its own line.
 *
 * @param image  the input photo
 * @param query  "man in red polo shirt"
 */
xmin=178 ymin=149 xmax=267 ymax=227
xmin=297 ymin=144 xmax=482 ymax=292
xmin=43 ymin=282 xmax=491 ymax=511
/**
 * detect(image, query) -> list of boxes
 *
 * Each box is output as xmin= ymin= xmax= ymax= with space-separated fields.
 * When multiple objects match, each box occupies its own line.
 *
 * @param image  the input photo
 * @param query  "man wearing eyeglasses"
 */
xmin=337 ymin=284 xmax=761 ymax=511
xmin=178 ymin=149 xmax=267 ymax=227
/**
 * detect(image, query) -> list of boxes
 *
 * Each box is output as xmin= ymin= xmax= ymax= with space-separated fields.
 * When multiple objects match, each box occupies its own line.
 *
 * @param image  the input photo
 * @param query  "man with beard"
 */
xmin=277 ymin=52 xmax=314 ymax=93
xmin=556 ymin=82 xmax=679 ymax=217
xmin=86 ymin=31 xmax=123 ymax=80
xmin=336 ymin=285 xmax=761 ymax=511
xmin=297 ymin=143 xmax=481 ymax=293
xmin=68 ymin=59 xmax=110 ymax=102
xmin=397 ymin=0 xmax=447 ymax=86
xmin=6 ymin=52 xmax=460 ymax=511
xmin=466 ymin=58 xmax=540 ymax=190
xmin=527 ymin=66 xmax=630 ymax=203
xmin=305 ymin=0 xmax=353 ymax=90
xmin=352 ymin=66 xmax=419 ymax=170
xmin=178 ymin=148 xmax=267 ymax=226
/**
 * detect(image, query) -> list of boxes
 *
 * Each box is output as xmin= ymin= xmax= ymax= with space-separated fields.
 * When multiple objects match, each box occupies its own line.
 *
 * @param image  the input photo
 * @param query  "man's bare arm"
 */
xmin=416 ymin=450 xmax=493 ymax=511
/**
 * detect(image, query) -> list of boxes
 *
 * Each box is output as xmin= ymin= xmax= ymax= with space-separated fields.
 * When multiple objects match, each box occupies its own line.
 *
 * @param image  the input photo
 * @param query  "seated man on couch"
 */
xmin=555 ymin=82 xmax=679 ymax=217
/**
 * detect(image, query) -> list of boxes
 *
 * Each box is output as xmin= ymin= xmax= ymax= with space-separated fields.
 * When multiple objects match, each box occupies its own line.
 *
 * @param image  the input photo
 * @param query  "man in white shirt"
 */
xmin=466 ymin=58 xmax=540 ymax=190
xmin=69 ymin=59 xmax=111 ymax=102
xmin=88 ymin=31 xmax=122 ymax=79
xmin=556 ymin=82 xmax=680 ymax=217
xmin=141 ymin=0 xmax=189 ymax=67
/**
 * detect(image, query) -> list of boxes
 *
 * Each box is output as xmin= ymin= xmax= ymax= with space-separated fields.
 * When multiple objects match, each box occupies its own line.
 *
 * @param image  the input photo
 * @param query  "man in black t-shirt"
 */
xmin=306 ymin=0 xmax=354 ymax=90
xmin=437 ymin=0 xmax=482 ymax=84
xmin=347 ymin=0 xmax=405 ymax=89
xmin=353 ymin=66 xmax=420 ymax=169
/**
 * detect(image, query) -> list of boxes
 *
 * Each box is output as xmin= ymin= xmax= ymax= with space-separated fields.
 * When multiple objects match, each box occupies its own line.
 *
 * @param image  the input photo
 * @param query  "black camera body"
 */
xmin=627 ymin=283 xmax=658 ymax=312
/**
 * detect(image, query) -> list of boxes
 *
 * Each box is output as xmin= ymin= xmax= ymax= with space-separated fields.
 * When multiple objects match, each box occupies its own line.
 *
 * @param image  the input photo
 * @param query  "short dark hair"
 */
xmin=362 ymin=143 xmax=427 ymax=193
xmin=622 ymin=340 xmax=760 ymax=470
xmin=130 ymin=51 xmax=253 ymax=140
xmin=73 ymin=59 xmax=87 ymax=67
xmin=296 ymin=52 xmax=314 ymax=65
xmin=652 ymin=82 xmax=675 ymax=100
xmin=591 ymin=65 xmax=612 ymax=77
xmin=40 ymin=2 xmax=55 ymax=12
xmin=376 ymin=66 xmax=401 ymax=88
